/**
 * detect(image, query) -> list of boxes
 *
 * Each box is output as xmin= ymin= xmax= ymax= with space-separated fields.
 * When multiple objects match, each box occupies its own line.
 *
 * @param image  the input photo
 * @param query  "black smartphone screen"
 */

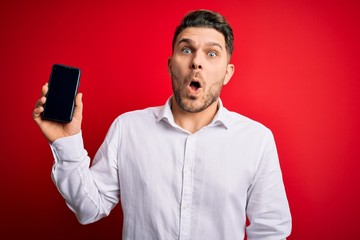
xmin=42 ymin=64 xmax=81 ymax=123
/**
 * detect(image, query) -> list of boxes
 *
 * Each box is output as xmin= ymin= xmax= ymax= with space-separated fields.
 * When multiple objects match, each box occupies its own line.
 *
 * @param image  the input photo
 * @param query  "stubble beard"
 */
xmin=170 ymin=70 xmax=224 ymax=113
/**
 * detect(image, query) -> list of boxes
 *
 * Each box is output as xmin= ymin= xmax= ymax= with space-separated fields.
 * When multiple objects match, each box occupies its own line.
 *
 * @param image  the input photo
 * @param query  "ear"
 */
xmin=167 ymin=58 xmax=172 ymax=75
xmin=223 ymin=63 xmax=235 ymax=85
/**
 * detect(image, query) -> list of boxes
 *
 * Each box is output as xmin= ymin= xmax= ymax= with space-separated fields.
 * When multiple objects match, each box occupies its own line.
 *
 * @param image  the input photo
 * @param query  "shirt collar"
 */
xmin=211 ymin=98 xmax=229 ymax=129
xmin=156 ymin=97 xmax=175 ymax=126
xmin=156 ymin=97 xmax=230 ymax=130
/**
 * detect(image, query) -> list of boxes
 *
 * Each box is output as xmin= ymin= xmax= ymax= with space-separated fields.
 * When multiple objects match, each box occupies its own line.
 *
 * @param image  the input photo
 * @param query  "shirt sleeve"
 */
xmin=245 ymin=130 xmax=292 ymax=240
xmin=51 ymin=119 xmax=121 ymax=224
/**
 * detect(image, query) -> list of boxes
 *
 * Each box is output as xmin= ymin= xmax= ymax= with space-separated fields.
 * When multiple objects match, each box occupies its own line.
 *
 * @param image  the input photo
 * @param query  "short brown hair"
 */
xmin=172 ymin=9 xmax=234 ymax=56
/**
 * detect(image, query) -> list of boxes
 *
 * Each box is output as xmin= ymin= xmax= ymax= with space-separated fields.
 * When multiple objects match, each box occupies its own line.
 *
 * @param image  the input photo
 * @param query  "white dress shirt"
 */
xmin=51 ymin=98 xmax=291 ymax=240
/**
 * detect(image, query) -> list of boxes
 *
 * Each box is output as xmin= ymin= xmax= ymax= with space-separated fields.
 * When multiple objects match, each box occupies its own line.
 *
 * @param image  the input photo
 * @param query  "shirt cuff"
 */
xmin=50 ymin=132 xmax=86 ymax=162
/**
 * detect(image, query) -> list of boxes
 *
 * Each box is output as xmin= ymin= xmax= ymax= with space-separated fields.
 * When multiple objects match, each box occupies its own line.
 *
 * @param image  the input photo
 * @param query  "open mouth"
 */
xmin=189 ymin=81 xmax=201 ymax=91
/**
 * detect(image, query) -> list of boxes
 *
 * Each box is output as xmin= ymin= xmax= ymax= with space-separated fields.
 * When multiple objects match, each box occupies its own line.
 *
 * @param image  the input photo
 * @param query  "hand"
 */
xmin=32 ymin=83 xmax=83 ymax=143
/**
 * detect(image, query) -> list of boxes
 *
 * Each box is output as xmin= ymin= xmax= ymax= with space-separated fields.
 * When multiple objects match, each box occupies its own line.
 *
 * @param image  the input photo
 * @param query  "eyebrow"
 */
xmin=177 ymin=38 xmax=194 ymax=47
xmin=178 ymin=38 xmax=223 ymax=50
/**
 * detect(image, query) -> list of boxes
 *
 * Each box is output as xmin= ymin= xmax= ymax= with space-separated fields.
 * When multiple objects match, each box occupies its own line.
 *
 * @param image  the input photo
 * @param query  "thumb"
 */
xmin=73 ymin=93 xmax=83 ymax=120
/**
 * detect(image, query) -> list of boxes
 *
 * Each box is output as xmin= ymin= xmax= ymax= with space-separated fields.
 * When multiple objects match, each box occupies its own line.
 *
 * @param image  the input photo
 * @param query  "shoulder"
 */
xmin=222 ymin=108 xmax=278 ymax=154
xmin=223 ymin=107 xmax=273 ymax=136
xmin=112 ymin=105 xmax=163 ymax=125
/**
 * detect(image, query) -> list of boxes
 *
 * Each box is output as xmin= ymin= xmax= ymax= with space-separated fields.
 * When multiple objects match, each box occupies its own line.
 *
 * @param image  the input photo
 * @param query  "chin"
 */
xmin=180 ymin=100 xmax=207 ymax=113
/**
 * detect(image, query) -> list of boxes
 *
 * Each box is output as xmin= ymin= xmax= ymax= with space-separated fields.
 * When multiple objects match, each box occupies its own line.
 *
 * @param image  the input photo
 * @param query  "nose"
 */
xmin=190 ymin=52 xmax=203 ymax=70
xmin=191 ymin=63 xmax=202 ymax=70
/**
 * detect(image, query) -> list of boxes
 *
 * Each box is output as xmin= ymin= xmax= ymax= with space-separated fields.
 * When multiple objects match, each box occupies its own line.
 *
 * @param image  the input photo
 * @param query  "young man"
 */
xmin=33 ymin=9 xmax=291 ymax=240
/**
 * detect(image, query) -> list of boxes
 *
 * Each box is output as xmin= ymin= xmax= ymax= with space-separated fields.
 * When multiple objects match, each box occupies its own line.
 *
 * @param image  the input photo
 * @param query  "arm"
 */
xmin=33 ymin=84 xmax=120 ymax=224
xmin=246 ymin=131 xmax=292 ymax=240
xmin=50 ymin=123 xmax=120 ymax=224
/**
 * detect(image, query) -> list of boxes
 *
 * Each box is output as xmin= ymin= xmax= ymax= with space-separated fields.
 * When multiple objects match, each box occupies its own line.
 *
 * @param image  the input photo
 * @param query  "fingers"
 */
xmin=41 ymin=83 xmax=48 ymax=97
xmin=35 ymin=96 xmax=46 ymax=108
xmin=76 ymin=93 xmax=83 ymax=108
xmin=33 ymin=83 xmax=48 ymax=123
xmin=73 ymin=93 xmax=83 ymax=120
xmin=33 ymin=96 xmax=45 ymax=121
xmin=32 ymin=105 xmax=43 ymax=120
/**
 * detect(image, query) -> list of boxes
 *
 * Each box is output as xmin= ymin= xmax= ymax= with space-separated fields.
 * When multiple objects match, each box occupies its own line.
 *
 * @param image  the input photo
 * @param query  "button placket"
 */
xmin=179 ymin=135 xmax=196 ymax=240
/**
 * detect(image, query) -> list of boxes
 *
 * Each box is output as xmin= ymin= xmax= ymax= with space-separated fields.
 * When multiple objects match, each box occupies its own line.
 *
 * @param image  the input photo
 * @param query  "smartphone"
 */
xmin=42 ymin=64 xmax=81 ymax=123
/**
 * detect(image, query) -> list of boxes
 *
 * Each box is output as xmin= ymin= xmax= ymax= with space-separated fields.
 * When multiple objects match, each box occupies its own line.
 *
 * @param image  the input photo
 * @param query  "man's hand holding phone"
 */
xmin=33 ymin=83 xmax=83 ymax=143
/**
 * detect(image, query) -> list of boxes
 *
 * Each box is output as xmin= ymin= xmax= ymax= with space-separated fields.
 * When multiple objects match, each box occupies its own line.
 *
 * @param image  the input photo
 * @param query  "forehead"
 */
xmin=175 ymin=27 xmax=226 ymax=48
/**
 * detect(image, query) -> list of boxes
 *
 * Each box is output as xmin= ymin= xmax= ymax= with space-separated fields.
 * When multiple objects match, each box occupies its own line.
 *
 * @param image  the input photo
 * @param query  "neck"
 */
xmin=171 ymin=97 xmax=219 ymax=133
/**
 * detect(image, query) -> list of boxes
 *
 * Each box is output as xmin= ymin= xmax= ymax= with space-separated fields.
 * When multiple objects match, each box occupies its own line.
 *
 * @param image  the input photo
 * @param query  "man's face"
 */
xmin=168 ymin=27 xmax=234 ymax=113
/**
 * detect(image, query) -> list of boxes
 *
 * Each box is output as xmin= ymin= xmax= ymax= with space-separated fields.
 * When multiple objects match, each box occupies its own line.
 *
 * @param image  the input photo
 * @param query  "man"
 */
xmin=33 ymin=9 xmax=291 ymax=240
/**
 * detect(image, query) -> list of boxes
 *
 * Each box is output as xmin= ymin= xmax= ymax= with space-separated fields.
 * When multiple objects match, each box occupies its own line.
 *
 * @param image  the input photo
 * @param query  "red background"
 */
xmin=1 ymin=0 xmax=359 ymax=239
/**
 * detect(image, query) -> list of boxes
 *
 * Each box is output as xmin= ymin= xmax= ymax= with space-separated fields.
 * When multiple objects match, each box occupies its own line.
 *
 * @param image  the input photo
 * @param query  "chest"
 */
xmin=118 ymin=128 xmax=263 ymax=200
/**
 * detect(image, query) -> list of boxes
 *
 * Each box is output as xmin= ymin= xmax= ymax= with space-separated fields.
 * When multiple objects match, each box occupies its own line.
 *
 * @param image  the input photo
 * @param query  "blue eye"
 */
xmin=182 ymin=48 xmax=192 ymax=54
xmin=208 ymin=51 xmax=217 ymax=57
